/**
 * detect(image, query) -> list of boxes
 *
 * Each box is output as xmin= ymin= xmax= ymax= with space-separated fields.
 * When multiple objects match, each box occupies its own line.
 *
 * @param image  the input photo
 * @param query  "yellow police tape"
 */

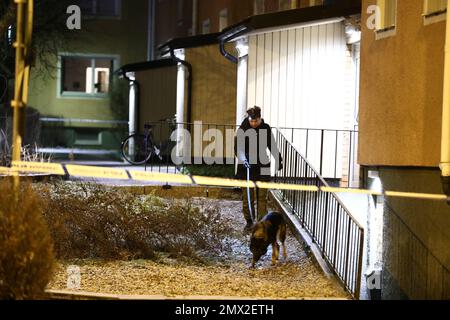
xmin=0 ymin=161 xmax=448 ymax=202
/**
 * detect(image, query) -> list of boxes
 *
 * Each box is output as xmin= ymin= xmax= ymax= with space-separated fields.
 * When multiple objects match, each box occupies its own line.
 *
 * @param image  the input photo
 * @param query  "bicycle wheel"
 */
xmin=121 ymin=134 xmax=154 ymax=165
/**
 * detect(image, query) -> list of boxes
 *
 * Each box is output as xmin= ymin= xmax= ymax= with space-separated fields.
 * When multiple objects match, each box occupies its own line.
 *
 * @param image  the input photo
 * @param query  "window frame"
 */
xmin=78 ymin=0 xmax=122 ymax=20
xmin=375 ymin=0 xmax=397 ymax=40
xmin=423 ymin=0 xmax=447 ymax=25
xmin=219 ymin=8 xmax=228 ymax=31
xmin=202 ymin=19 xmax=210 ymax=35
xmin=254 ymin=0 xmax=265 ymax=14
xmin=57 ymin=53 xmax=120 ymax=100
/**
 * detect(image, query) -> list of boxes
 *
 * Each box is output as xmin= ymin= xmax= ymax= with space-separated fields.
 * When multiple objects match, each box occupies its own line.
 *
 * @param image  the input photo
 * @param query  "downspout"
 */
xmin=170 ymin=47 xmax=193 ymax=124
xmin=122 ymin=72 xmax=140 ymax=135
xmin=440 ymin=4 xmax=450 ymax=199
xmin=219 ymin=39 xmax=238 ymax=64
xmin=192 ymin=0 xmax=198 ymax=36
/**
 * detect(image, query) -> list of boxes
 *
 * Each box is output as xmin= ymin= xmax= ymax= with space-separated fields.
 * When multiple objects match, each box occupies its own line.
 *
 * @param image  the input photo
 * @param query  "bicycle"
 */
xmin=121 ymin=124 xmax=162 ymax=165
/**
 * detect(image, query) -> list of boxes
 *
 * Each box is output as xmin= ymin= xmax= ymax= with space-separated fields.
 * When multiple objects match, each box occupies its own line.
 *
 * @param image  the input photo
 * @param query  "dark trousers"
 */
xmin=242 ymin=187 xmax=268 ymax=222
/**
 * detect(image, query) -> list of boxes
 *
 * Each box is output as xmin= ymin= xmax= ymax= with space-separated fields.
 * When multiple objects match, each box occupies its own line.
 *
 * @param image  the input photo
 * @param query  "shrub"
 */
xmin=40 ymin=182 xmax=233 ymax=261
xmin=0 ymin=178 xmax=54 ymax=299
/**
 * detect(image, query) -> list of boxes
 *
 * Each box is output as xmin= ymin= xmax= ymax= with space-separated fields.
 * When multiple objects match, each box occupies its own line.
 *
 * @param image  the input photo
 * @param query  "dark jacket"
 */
xmin=234 ymin=118 xmax=282 ymax=181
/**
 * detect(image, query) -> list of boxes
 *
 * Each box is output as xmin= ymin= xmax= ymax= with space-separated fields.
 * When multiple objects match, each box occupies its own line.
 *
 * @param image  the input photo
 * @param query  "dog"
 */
xmin=249 ymin=211 xmax=287 ymax=268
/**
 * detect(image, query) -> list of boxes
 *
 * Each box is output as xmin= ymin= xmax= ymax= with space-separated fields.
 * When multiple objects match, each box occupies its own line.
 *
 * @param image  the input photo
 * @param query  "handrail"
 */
xmin=274 ymin=128 xmax=364 ymax=299
xmin=276 ymin=129 xmax=363 ymax=230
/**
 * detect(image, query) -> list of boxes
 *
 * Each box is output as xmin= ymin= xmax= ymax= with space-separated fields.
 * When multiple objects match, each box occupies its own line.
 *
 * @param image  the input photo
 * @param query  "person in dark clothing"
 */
xmin=234 ymin=106 xmax=283 ymax=232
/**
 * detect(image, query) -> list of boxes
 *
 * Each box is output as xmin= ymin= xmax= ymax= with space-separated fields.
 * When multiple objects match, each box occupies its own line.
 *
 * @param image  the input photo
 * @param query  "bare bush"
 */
xmin=39 ymin=182 xmax=233 ymax=261
xmin=0 ymin=178 xmax=54 ymax=299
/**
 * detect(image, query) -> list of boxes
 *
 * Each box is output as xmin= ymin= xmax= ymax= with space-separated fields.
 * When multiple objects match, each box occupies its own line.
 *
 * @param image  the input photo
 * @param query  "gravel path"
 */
xmin=48 ymin=197 xmax=348 ymax=299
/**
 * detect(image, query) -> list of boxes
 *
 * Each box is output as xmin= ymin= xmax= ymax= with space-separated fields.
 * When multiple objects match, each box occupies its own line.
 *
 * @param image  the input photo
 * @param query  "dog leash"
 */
xmin=247 ymin=165 xmax=255 ymax=223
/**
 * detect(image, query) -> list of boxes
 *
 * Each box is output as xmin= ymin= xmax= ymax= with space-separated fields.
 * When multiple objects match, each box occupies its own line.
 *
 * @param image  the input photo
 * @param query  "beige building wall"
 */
xmin=185 ymin=44 xmax=237 ymax=161
xmin=136 ymin=67 xmax=178 ymax=133
xmin=186 ymin=44 xmax=237 ymax=125
xmin=359 ymin=0 xmax=446 ymax=167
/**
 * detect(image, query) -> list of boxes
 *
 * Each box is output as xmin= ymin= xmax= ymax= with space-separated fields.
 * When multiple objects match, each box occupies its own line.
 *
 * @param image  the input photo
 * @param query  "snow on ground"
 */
xmin=48 ymin=197 xmax=348 ymax=299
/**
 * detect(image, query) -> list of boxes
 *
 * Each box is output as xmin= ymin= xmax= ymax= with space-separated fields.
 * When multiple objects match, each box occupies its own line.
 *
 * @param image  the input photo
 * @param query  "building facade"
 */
xmin=359 ymin=0 xmax=450 ymax=299
xmin=28 ymin=0 xmax=149 ymax=159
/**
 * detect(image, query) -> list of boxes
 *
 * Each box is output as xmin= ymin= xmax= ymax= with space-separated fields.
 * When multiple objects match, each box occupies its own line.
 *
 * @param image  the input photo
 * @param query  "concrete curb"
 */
xmin=45 ymin=289 xmax=348 ymax=300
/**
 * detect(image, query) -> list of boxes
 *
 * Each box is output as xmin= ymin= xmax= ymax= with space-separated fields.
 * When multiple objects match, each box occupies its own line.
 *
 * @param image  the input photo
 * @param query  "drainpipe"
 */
xmin=122 ymin=72 xmax=140 ymax=136
xmin=440 ymin=5 xmax=450 ymax=198
xmin=170 ymin=47 xmax=193 ymax=124
xmin=192 ymin=0 xmax=198 ymax=36
xmin=219 ymin=39 xmax=238 ymax=64
xmin=235 ymin=38 xmax=249 ymax=125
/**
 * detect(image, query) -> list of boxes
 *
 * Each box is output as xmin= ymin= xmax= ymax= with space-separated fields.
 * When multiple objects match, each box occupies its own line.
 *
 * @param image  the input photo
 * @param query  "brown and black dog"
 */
xmin=250 ymin=211 xmax=287 ymax=268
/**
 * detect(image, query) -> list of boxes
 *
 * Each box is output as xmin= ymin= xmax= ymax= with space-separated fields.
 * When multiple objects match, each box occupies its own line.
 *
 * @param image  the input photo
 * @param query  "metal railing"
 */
xmin=278 ymin=127 xmax=359 ymax=188
xmin=274 ymin=128 xmax=365 ymax=299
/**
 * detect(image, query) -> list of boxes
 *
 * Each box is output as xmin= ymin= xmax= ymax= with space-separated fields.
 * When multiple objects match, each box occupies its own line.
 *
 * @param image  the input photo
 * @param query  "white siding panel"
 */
xmin=255 ymin=34 xmax=265 ymax=107
xmin=286 ymin=29 xmax=296 ymax=129
xmin=271 ymin=32 xmax=281 ymax=128
xmin=247 ymin=35 xmax=257 ymax=111
xmin=278 ymin=30 xmax=288 ymax=128
xmin=245 ymin=21 xmax=354 ymax=179
xmin=263 ymin=33 xmax=273 ymax=120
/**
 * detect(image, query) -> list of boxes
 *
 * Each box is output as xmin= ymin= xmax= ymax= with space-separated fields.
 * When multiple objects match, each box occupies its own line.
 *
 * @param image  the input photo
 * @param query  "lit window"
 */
xmin=376 ymin=0 xmax=397 ymax=31
xmin=254 ymin=0 xmax=265 ymax=14
xmin=202 ymin=19 xmax=210 ymax=35
xmin=76 ymin=0 xmax=121 ymax=18
xmin=279 ymin=0 xmax=297 ymax=10
xmin=423 ymin=0 xmax=447 ymax=16
xmin=219 ymin=9 xmax=228 ymax=31
xmin=309 ymin=0 xmax=324 ymax=7
xmin=60 ymin=56 xmax=115 ymax=96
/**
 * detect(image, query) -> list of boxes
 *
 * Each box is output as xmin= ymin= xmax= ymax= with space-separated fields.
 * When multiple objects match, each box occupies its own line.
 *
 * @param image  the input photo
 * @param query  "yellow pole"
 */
xmin=440 ymin=0 xmax=450 ymax=185
xmin=12 ymin=0 xmax=26 ymax=163
xmin=11 ymin=0 xmax=33 ymax=189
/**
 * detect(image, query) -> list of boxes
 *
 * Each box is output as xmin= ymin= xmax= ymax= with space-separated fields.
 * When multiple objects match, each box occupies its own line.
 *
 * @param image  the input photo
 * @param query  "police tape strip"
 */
xmin=0 ymin=161 xmax=448 ymax=202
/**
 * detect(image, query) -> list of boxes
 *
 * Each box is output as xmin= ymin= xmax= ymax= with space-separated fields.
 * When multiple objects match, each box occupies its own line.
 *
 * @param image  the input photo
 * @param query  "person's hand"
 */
xmin=243 ymin=159 xmax=251 ymax=169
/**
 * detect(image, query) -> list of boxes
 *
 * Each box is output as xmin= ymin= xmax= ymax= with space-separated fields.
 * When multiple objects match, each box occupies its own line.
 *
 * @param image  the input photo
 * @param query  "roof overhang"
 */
xmin=114 ymin=59 xmax=177 ymax=76
xmin=158 ymin=32 xmax=222 ymax=56
xmin=219 ymin=1 xmax=361 ymax=42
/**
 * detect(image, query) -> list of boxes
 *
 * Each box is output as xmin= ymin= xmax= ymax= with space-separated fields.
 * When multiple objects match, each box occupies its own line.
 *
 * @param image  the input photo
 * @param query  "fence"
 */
xmin=274 ymin=128 xmax=364 ymax=299
xmin=278 ymin=127 xmax=359 ymax=188
xmin=142 ymin=121 xmax=359 ymax=186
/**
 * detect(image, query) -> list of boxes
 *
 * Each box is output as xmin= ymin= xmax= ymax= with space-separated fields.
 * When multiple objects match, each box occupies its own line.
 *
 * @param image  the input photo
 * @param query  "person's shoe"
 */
xmin=243 ymin=220 xmax=253 ymax=233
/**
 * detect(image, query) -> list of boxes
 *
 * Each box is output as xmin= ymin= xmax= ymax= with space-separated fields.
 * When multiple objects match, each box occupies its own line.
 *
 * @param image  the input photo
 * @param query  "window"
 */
xmin=219 ymin=9 xmax=228 ymax=31
xmin=177 ymin=0 xmax=184 ymax=26
xmin=279 ymin=0 xmax=297 ymax=10
xmin=60 ymin=55 xmax=115 ymax=97
xmin=254 ymin=0 xmax=265 ymax=14
xmin=376 ymin=0 xmax=397 ymax=31
xmin=309 ymin=0 xmax=324 ymax=6
xmin=423 ymin=0 xmax=447 ymax=24
xmin=76 ymin=0 xmax=121 ymax=18
xmin=74 ymin=128 xmax=101 ymax=146
xmin=424 ymin=0 xmax=447 ymax=16
xmin=202 ymin=19 xmax=210 ymax=35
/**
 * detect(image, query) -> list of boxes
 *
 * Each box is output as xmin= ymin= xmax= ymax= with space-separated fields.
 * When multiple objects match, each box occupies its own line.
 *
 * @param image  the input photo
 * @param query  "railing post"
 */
xmin=344 ymin=216 xmax=352 ymax=288
xmin=320 ymin=129 xmax=324 ymax=176
xmin=322 ymin=191 xmax=329 ymax=258
xmin=348 ymin=131 xmax=353 ymax=188
xmin=283 ymin=138 xmax=288 ymax=201
xmin=355 ymin=228 xmax=365 ymax=300
xmin=333 ymin=205 xmax=340 ymax=268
